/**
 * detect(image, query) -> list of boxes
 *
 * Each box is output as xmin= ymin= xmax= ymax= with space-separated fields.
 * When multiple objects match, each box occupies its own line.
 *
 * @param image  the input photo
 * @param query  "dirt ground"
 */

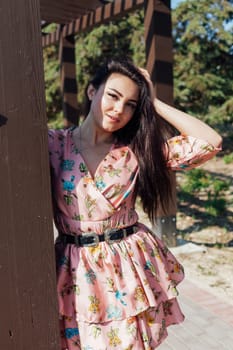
xmin=137 ymin=156 xmax=233 ymax=305
xmin=174 ymin=245 xmax=233 ymax=304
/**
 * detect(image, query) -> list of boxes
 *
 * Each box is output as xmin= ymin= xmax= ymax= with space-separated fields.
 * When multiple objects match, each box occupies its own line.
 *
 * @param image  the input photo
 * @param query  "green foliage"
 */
xmin=205 ymin=196 xmax=226 ymax=216
xmin=223 ymin=152 xmax=233 ymax=164
xmin=179 ymin=168 xmax=230 ymax=216
xmin=42 ymin=24 xmax=63 ymax=128
xmin=43 ymin=44 xmax=63 ymax=127
xmin=180 ymin=168 xmax=230 ymax=195
xmin=180 ymin=168 xmax=209 ymax=192
xmin=173 ymin=0 xmax=233 ymax=126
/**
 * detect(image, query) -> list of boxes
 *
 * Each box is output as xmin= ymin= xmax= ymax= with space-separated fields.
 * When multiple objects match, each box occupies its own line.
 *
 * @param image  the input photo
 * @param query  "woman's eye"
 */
xmin=127 ymin=102 xmax=136 ymax=109
xmin=107 ymin=93 xmax=117 ymax=99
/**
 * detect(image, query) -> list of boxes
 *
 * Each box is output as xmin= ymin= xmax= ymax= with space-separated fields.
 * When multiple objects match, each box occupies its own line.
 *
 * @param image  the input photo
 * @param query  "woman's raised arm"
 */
xmin=154 ymin=98 xmax=222 ymax=148
xmin=138 ymin=67 xmax=222 ymax=148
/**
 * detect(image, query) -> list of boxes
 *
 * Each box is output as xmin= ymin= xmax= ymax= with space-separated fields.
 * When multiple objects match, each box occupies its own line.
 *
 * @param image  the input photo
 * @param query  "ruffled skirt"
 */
xmin=55 ymin=224 xmax=185 ymax=349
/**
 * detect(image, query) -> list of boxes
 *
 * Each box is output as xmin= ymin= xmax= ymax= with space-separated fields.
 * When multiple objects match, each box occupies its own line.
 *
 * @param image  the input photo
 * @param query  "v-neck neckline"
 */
xmin=69 ymin=127 xmax=115 ymax=180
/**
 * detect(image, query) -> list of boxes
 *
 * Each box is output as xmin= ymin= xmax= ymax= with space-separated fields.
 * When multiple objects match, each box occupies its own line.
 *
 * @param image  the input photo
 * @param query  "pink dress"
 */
xmin=48 ymin=128 xmax=220 ymax=350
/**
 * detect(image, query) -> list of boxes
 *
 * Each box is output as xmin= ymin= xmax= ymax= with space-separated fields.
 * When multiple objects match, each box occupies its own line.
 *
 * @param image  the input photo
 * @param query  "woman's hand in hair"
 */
xmin=138 ymin=68 xmax=155 ymax=101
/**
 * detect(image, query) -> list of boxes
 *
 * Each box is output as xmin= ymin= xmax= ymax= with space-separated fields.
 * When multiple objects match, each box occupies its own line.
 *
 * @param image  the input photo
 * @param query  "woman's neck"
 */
xmin=80 ymin=115 xmax=114 ymax=146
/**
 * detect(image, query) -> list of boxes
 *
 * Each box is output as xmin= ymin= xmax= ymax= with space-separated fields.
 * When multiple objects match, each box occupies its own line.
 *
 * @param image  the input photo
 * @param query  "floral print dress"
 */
xmin=48 ymin=127 xmax=220 ymax=350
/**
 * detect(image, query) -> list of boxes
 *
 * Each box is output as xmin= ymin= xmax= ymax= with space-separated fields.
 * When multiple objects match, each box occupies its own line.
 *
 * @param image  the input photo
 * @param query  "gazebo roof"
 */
xmin=40 ymin=0 xmax=144 ymax=47
xmin=40 ymin=0 xmax=113 ymax=24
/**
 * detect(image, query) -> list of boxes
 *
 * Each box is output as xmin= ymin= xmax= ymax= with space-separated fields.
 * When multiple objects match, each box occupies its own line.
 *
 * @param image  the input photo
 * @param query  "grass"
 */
xmin=223 ymin=152 xmax=233 ymax=164
xmin=178 ymin=168 xmax=231 ymax=217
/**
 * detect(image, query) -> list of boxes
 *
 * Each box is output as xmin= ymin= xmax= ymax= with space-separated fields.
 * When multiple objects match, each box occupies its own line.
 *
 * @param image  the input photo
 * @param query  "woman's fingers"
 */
xmin=138 ymin=67 xmax=155 ymax=100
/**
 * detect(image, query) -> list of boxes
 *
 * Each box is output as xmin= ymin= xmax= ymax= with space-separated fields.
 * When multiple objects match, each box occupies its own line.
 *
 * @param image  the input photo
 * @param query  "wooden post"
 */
xmin=144 ymin=0 xmax=177 ymax=246
xmin=59 ymin=31 xmax=79 ymax=127
xmin=0 ymin=0 xmax=60 ymax=349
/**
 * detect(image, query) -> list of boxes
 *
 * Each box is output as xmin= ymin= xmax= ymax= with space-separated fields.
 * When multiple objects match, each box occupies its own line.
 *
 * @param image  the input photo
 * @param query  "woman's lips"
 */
xmin=107 ymin=114 xmax=120 ymax=122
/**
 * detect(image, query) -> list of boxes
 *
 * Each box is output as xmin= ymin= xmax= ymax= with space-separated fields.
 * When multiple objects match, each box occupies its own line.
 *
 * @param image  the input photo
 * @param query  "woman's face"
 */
xmin=87 ymin=73 xmax=139 ymax=133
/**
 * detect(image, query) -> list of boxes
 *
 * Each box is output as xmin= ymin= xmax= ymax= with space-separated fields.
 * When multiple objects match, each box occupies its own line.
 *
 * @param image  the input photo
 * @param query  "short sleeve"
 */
xmin=166 ymin=135 xmax=221 ymax=171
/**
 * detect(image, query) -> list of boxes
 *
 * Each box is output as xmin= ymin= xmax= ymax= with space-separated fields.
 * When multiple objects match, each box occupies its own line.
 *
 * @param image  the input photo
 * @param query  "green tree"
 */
xmin=42 ymin=24 xmax=63 ymax=127
xmin=172 ymin=0 xmax=233 ymax=128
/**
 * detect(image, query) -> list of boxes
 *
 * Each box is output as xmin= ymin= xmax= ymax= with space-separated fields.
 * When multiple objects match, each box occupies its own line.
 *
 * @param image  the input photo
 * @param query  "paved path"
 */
xmin=159 ymin=279 xmax=233 ymax=349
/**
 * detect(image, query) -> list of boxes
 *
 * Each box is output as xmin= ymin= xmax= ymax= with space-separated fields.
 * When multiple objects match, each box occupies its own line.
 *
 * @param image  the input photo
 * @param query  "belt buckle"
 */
xmin=80 ymin=232 xmax=99 ymax=247
xmin=104 ymin=228 xmax=127 ymax=244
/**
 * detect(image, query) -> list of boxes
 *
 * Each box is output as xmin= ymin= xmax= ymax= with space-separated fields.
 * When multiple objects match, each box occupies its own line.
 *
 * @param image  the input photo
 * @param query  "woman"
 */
xmin=48 ymin=58 xmax=222 ymax=350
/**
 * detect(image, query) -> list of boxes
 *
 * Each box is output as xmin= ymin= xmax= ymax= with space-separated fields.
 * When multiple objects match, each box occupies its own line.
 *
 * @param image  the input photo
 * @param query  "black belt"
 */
xmin=60 ymin=224 xmax=138 ymax=247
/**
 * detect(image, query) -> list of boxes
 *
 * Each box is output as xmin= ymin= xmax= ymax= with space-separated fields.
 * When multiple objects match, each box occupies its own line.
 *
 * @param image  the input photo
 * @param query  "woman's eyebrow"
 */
xmin=108 ymin=88 xmax=138 ymax=103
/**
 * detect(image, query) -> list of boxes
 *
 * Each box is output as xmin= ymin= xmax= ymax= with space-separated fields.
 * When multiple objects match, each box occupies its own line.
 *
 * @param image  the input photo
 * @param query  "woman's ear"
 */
xmin=87 ymin=84 xmax=96 ymax=101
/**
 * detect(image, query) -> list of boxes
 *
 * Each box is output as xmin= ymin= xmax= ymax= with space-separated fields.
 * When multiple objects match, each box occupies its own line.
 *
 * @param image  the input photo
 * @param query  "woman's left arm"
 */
xmin=154 ymin=98 xmax=222 ymax=148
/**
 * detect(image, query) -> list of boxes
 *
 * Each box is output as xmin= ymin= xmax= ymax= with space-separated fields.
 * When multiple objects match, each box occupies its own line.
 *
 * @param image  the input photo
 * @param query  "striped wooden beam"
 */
xmin=144 ymin=0 xmax=173 ymax=103
xmin=144 ymin=0 xmax=177 ymax=246
xmin=59 ymin=31 xmax=79 ymax=127
xmin=42 ymin=0 xmax=144 ymax=47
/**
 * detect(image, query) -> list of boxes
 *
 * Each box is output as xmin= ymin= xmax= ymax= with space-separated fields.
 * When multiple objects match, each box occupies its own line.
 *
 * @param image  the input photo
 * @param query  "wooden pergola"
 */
xmin=0 ymin=1 xmax=175 ymax=349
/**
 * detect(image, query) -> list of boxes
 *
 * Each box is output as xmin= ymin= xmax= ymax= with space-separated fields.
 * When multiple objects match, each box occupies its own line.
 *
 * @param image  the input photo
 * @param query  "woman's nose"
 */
xmin=114 ymin=101 xmax=124 ymax=114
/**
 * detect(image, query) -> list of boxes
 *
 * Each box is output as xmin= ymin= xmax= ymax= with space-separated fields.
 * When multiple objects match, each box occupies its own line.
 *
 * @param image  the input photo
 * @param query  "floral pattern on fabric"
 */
xmin=166 ymin=134 xmax=221 ymax=170
xmin=48 ymin=127 xmax=220 ymax=350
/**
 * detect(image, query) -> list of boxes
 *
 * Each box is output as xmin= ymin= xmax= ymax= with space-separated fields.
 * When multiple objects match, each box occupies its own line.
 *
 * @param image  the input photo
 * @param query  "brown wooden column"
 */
xmin=59 ymin=30 xmax=79 ymax=127
xmin=0 ymin=0 xmax=60 ymax=349
xmin=144 ymin=0 xmax=177 ymax=246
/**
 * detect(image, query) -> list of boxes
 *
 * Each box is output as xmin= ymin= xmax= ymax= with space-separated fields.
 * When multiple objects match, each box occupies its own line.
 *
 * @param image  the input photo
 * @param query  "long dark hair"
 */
xmin=84 ymin=58 xmax=174 ymax=222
